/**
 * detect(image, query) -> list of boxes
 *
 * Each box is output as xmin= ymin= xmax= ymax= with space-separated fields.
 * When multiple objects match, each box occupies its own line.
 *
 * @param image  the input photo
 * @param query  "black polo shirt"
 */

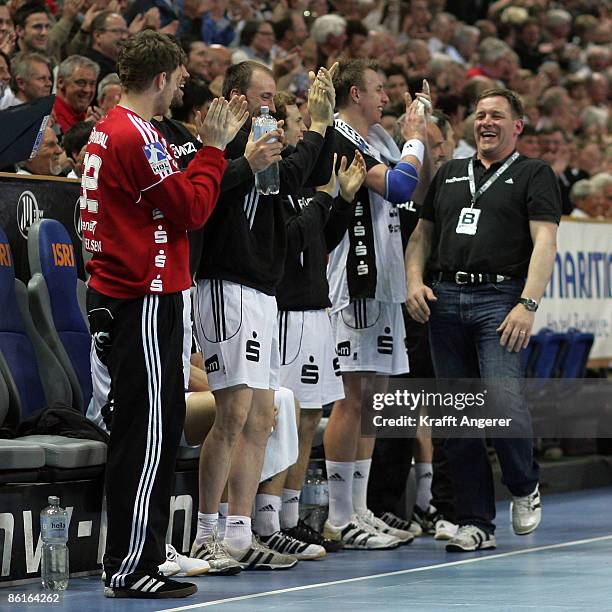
xmin=421 ymin=152 xmax=561 ymax=278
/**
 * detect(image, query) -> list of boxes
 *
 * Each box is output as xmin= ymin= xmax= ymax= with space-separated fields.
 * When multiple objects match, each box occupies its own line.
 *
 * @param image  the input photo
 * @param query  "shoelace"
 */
xmin=354 ymin=515 xmax=386 ymax=537
xmin=514 ymin=493 xmax=538 ymax=512
xmin=208 ymin=532 xmax=234 ymax=560
xmin=362 ymin=510 xmax=393 ymax=532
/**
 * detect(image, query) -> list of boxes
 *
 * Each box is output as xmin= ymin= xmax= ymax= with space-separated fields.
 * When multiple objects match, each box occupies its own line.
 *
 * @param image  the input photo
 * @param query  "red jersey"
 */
xmin=53 ymin=95 xmax=86 ymax=134
xmin=80 ymin=105 xmax=226 ymax=298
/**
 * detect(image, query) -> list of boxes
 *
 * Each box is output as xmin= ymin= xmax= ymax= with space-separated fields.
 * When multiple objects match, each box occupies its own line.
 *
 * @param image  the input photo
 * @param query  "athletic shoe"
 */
xmin=358 ymin=509 xmax=414 ymax=545
xmin=165 ymin=544 xmax=209 ymax=577
xmin=103 ymin=558 xmax=180 ymax=582
xmin=104 ymin=572 xmax=197 ymax=599
xmin=379 ymin=511 xmax=423 ymax=537
xmin=434 ymin=517 xmax=458 ymax=541
xmin=412 ymin=505 xmax=436 ymax=535
xmin=226 ymin=535 xmax=298 ymax=570
xmin=445 ymin=525 xmax=496 ymax=552
xmin=190 ymin=531 xmax=242 ymax=575
xmin=283 ymin=518 xmax=343 ymax=552
xmin=510 ymin=485 xmax=542 ymax=535
xmin=323 ymin=515 xmax=400 ymax=550
xmin=258 ymin=531 xmax=326 ymax=560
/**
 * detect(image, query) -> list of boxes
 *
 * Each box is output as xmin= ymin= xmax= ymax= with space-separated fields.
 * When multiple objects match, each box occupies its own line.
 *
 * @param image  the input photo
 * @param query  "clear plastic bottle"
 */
xmin=311 ymin=468 xmax=329 ymax=531
xmin=40 ymin=496 xmax=69 ymax=590
xmin=252 ymin=106 xmax=280 ymax=195
xmin=299 ymin=469 xmax=316 ymax=523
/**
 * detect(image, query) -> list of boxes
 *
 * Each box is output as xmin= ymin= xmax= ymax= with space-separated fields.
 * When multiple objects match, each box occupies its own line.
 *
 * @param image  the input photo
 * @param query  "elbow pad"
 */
xmin=384 ymin=162 xmax=419 ymax=204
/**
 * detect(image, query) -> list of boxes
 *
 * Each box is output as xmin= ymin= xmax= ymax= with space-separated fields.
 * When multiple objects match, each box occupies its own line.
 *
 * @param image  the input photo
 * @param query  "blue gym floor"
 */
xmin=4 ymin=488 xmax=612 ymax=611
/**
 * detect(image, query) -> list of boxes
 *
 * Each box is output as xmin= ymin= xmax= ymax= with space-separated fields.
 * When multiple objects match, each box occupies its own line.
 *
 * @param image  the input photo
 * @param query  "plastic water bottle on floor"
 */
xmin=300 ymin=469 xmax=317 ymax=524
xmin=40 ymin=496 xmax=69 ymax=590
xmin=253 ymin=106 xmax=280 ymax=195
xmin=311 ymin=468 xmax=329 ymax=531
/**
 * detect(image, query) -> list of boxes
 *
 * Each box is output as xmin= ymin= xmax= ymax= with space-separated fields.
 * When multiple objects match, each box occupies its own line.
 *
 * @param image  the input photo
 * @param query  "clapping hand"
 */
xmin=338 ymin=150 xmax=367 ymax=202
xmin=401 ymin=93 xmax=427 ymax=143
xmin=196 ymin=95 xmax=249 ymax=150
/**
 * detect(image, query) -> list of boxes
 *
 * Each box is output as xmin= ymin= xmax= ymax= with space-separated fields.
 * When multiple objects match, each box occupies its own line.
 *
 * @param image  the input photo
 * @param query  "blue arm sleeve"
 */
xmin=384 ymin=161 xmax=419 ymax=204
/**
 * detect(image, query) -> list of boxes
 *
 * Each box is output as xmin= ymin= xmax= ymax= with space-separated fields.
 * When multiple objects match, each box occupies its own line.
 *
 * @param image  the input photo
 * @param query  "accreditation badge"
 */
xmin=455 ymin=207 xmax=481 ymax=235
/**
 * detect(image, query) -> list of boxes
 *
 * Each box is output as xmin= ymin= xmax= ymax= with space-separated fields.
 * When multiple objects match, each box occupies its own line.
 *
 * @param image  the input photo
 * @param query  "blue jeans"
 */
xmin=428 ymin=280 xmax=539 ymax=534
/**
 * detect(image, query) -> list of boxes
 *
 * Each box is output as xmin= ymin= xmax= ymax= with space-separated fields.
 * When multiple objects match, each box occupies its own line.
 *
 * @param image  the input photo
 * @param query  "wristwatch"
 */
xmin=518 ymin=298 xmax=539 ymax=312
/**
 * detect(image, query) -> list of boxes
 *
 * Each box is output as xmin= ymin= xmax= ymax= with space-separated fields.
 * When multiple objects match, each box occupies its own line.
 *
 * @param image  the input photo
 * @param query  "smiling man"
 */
xmin=323 ymin=59 xmax=427 ymax=549
xmin=53 ymin=55 xmax=100 ymax=134
xmin=406 ymin=88 xmax=561 ymax=552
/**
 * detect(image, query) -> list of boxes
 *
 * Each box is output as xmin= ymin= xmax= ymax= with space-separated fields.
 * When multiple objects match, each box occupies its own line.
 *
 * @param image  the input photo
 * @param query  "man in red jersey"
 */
xmin=80 ymin=30 xmax=247 ymax=600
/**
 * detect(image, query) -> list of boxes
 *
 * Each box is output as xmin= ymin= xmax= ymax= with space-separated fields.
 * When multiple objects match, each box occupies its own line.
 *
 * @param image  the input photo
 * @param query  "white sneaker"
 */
xmin=446 ymin=525 xmax=496 ymax=552
xmin=434 ymin=518 xmax=458 ymax=541
xmin=165 ymin=544 xmax=210 ymax=577
xmin=358 ymin=509 xmax=414 ymax=545
xmin=226 ymin=535 xmax=298 ymax=570
xmin=323 ymin=515 xmax=400 ymax=550
xmin=510 ymin=485 xmax=542 ymax=535
xmin=190 ymin=530 xmax=242 ymax=575
xmin=379 ymin=511 xmax=422 ymax=537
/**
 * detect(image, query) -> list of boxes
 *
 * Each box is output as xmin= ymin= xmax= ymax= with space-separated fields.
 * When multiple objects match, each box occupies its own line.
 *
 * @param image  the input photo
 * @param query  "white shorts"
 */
xmin=278 ymin=309 xmax=345 ymax=409
xmin=331 ymin=299 xmax=409 ymax=375
xmin=194 ymin=279 xmax=280 ymax=392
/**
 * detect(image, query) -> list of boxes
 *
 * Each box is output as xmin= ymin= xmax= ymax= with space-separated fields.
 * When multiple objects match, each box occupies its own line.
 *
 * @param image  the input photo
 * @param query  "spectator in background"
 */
xmin=15 ymin=125 xmax=63 ymax=175
xmin=274 ymin=12 xmax=309 ymax=55
xmin=206 ymin=44 xmax=232 ymax=95
xmin=0 ymin=3 xmax=15 ymax=56
xmin=53 ymin=55 xmax=100 ymax=134
xmin=344 ymin=19 xmax=368 ymax=59
xmin=62 ymin=120 xmax=94 ymax=178
xmin=446 ymin=24 xmax=479 ymax=65
xmin=404 ymin=39 xmax=431 ymax=78
xmin=467 ymin=38 xmax=515 ymax=85
xmin=539 ymin=126 xmax=575 ymax=215
xmin=0 ymin=49 xmax=10 ymax=108
xmin=13 ymin=2 xmax=49 ymax=55
xmin=385 ymin=65 xmax=409 ymax=110
xmin=590 ymin=173 xmax=612 ymax=218
xmin=428 ymin=12 xmax=457 ymax=57
xmin=97 ymin=72 xmax=121 ymax=115
xmin=201 ymin=0 xmax=236 ymax=47
xmin=3 ymin=51 xmax=51 ymax=108
xmin=182 ymin=39 xmax=210 ymax=81
xmin=310 ymin=14 xmax=346 ymax=68
xmin=515 ymin=18 xmax=544 ymax=73
xmin=517 ymin=124 xmax=540 ymax=159
xmin=536 ymin=86 xmax=573 ymax=132
xmin=231 ymin=20 xmax=277 ymax=69
xmin=85 ymin=11 xmax=129 ymax=83
xmin=587 ymin=73 xmax=609 ymax=107
xmin=569 ymin=179 xmax=603 ymax=219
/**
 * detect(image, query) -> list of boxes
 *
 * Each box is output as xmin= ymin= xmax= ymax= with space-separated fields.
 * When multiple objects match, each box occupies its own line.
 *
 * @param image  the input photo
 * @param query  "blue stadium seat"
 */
xmin=27 ymin=219 xmax=92 ymax=413
xmin=0 ymin=226 xmax=105 ymax=476
xmin=557 ymin=328 xmax=594 ymax=379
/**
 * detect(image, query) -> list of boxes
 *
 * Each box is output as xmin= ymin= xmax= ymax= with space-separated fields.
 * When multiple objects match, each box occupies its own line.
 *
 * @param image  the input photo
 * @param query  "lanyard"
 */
xmin=467 ymin=151 xmax=519 ymax=208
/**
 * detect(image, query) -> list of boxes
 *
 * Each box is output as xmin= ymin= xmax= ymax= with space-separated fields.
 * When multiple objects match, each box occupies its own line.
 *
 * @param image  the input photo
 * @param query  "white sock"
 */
xmin=280 ymin=488 xmax=301 ymax=529
xmin=325 ymin=460 xmax=355 ymax=526
xmin=415 ymin=462 xmax=433 ymax=511
xmin=218 ymin=502 xmax=229 ymax=539
xmin=224 ymin=516 xmax=252 ymax=550
xmin=196 ymin=512 xmax=218 ymax=546
xmin=253 ymin=494 xmax=281 ymax=536
xmin=352 ymin=458 xmax=372 ymax=515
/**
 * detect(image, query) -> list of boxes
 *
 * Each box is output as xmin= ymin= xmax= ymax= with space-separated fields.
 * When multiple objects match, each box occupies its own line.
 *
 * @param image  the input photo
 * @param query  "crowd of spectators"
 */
xmin=0 ymin=0 xmax=609 ymax=215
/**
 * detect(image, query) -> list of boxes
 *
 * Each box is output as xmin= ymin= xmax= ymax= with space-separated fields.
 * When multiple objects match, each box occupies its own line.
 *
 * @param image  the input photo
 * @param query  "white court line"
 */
xmin=158 ymin=534 xmax=612 ymax=611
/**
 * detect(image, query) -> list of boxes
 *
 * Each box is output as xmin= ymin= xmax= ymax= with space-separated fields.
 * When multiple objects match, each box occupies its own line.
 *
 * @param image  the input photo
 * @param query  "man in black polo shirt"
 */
xmin=406 ymin=88 xmax=561 ymax=552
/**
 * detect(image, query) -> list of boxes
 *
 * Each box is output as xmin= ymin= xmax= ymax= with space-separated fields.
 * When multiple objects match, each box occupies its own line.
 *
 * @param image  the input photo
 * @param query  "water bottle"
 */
xmin=299 ymin=469 xmax=317 ymax=523
xmin=40 ymin=496 xmax=69 ymax=590
xmin=253 ymin=106 xmax=280 ymax=195
xmin=311 ymin=468 xmax=329 ymax=531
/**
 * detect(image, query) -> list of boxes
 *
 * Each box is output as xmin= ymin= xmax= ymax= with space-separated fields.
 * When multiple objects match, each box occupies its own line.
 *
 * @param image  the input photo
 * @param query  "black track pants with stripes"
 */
xmin=87 ymin=288 xmax=186 ymax=588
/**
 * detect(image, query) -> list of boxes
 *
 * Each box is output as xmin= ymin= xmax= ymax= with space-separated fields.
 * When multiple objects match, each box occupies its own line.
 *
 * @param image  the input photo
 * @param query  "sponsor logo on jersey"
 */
xmin=143 ymin=142 xmax=172 ymax=175
xmin=378 ymin=327 xmax=394 ymax=355
xmin=170 ymin=142 xmax=197 ymax=160
xmin=337 ymin=341 xmax=351 ymax=357
xmin=445 ymin=175 xmax=469 ymax=183
xmin=16 ymin=190 xmax=43 ymax=238
xmin=205 ymin=354 xmax=220 ymax=373
xmin=333 ymin=356 xmax=342 ymax=376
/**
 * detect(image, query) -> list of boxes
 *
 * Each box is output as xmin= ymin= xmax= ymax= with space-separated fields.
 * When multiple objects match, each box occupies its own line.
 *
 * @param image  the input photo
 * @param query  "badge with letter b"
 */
xmin=455 ymin=207 xmax=481 ymax=235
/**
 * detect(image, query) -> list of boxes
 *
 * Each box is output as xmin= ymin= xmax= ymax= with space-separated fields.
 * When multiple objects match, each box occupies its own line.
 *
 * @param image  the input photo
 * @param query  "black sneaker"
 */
xmin=413 ymin=505 xmax=436 ymax=535
xmin=283 ymin=519 xmax=343 ymax=552
xmin=104 ymin=572 xmax=197 ymax=599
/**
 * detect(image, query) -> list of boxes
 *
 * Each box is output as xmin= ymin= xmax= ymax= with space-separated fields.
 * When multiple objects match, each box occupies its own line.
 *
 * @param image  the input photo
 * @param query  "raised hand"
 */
xmin=0 ymin=30 xmax=15 ymax=56
xmin=401 ymin=94 xmax=427 ymax=143
xmin=307 ymin=77 xmax=333 ymax=128
xmin=196 ymin=95 xmax=249 ymax=150
xmin=62 ymin=0 xmax=85 ymax=21
xmin=338 ymin=150 xmax=367 ymax=202
xmin=317 ymin=153 xmax=337 ymax=197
